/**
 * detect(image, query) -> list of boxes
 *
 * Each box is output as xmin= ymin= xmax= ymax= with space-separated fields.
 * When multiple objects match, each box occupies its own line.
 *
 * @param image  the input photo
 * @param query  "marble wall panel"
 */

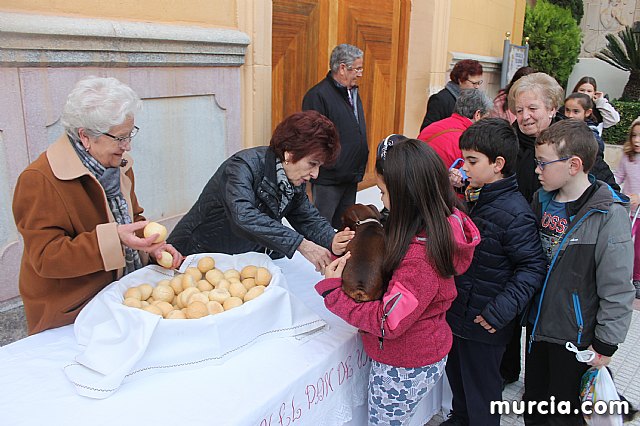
xmin=131 ymin=95 xmax=227 ymax=221
xmin=0 ymin=66 xmax=242 ymax=304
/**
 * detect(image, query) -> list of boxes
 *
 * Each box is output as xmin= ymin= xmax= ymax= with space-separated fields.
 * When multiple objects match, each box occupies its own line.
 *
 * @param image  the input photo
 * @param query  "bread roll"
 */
xmin=242 ymin=278 xmax=256 ymax=290
xmin=205 ymin=269 xmax=224 ymax=286
xmin=229 ymin=282 xmax=247 ymax=299
xmin=196 ymin=279 xmax=214 ymax=292
xmin=165 ymin=309 xmax=187 ymax=319
xmin=223 ymin=297 xmax=243 ymax=310
xmin=223 ymin=269 xmax=241 ymax=281
xmin=240 ymin=265 xmax=257 ymax=280
xmin=206 ymin=301 xmax=224 ymax=315
xmin=169 ymin=275 xmax=184 ymax=295
xmin=157 ymin=251 xmax=173 ymax=268
xmin=216 ymin=279 xmax=231 ymax=291
xmin=197 ymin=256 xmax=216 ymax=273
xmin=124 ymin=287 xmax=142 ymax=301
xmin=142 ymin=304 xmax=163 ymax=316
xmin=155 ymin=301 xmax=174 ymax=317
xmin=152 ymin=285 xmax=175 ymax=303
xmin=255 ymin=267 xmax=272 ymax=286
xmin=178 ymin=287 xmax=199 ymax=308
xmin=181 ymin=274 xmax=197 ymax=292
xmin=209 ymin=288 xmax=231 ymax=304
xmin=186 ymin=301 xmax=209 ymax=319
xmin=123 ymin=297 xmax=142 ymax=308
xmin=244 ymin=285 xmax=266 ymax=302
xmin=137 ymin=283 xmax=153 ymax=300
xmin=189 ymin=292 xmax=209 ymax=305
xmin=184 ymin=267 xmax=203 ymax=282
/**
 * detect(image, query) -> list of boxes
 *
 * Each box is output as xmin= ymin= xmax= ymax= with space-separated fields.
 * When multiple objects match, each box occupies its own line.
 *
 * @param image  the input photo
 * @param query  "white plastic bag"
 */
xmin=580 ymin=366 xmax=624 ymax=426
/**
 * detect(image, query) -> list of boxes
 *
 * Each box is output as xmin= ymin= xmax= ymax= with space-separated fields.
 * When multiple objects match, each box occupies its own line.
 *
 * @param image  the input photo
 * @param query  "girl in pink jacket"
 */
xmin=614 ymin=118 xmax=640 ymax=298
xmin=316 ymin=137 xmax=480 ymax=425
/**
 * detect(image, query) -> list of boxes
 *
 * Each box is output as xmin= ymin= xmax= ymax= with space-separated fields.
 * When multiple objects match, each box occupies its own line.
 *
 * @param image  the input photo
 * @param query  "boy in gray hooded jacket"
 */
xmin=524 ymin=120 xmax=635 ymax=426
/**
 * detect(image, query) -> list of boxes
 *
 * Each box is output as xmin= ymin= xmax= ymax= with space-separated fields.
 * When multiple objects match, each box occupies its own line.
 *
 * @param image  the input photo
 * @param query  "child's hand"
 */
xmin=323 ymin=252 xmax=351 ymax=279
xmin=449 ymin=168 xmax=464 ymax=188
xmin=332 ymin=227 xmax=355 ymax=255
xmin=586 ymin=345 xmax=611 ymax=367
xmin=629 ymin=193 xmax=639 ymax=208
xmin=593 ymin=91 xmax=604 ymax=100
xmin=474 ymin=315 xmax=496 ymax=333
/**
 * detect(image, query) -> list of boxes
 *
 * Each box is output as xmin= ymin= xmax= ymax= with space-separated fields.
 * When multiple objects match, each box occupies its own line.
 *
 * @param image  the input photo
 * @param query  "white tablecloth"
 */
xmin=0 ymin=188 xmax=447 ymax=426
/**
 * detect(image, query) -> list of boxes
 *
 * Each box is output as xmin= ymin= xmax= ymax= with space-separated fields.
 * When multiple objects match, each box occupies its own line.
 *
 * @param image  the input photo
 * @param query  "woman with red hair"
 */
xmin=168 ymin=110 xmax=353 ymax=271
xmin=419 ymin=59 xmax=484 ymax=131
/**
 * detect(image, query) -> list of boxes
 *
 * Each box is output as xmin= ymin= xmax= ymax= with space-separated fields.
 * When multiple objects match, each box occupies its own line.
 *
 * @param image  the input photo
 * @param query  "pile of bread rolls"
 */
xmin=122 ymin=256 xmax=272 ymax=319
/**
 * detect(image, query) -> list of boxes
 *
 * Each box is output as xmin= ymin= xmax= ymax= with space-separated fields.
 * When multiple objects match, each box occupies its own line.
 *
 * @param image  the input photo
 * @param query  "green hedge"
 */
xmin=548 ymin=0 xmax=583 ymax=24
xmin=602 ymin=100 xmax=640 ymax=145
xmin=524 ymin=0 xmax=582 ymax=88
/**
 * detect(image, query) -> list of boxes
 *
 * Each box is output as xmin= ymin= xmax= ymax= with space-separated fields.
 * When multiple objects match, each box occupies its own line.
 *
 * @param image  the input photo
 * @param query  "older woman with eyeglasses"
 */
xmin=12 ymin=76 xmax=183 ymax=335
xmin=419 ymin=59 xmax=484 ymax=131
xmin=492 ymin=72 xmax=565 ymax=389
xmin=508 ymin=72 xmax=565 ymax=203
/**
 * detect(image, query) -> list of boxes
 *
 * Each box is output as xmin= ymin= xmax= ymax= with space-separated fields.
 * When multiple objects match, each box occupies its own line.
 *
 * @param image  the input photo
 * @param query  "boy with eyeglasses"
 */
xmin=523 ymin=120 xmax=634 ymax=426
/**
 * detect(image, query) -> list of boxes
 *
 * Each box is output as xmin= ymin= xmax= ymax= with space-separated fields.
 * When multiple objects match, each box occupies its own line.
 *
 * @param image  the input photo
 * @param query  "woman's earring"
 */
xmin=84 ymin=146 xmax=90 ymax=152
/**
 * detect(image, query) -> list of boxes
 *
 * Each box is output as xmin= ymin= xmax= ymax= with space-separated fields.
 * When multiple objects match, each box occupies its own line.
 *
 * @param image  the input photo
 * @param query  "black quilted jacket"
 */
xmin=168 ymin=147 xmax=335 ymax=258
xmin=447 ymin=174 xmax=547 ymax=346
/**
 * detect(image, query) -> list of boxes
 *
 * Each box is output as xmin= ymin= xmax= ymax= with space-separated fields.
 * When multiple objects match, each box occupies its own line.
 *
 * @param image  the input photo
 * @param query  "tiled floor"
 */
xmin=427 ymin=307 xmax=640 ymax=425
xmin=0 ymin=301 xmax=27 ymax=347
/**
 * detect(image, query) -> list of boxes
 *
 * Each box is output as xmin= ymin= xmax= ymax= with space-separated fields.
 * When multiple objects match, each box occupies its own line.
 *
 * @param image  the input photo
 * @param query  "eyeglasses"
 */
xmin=466 ymin=79 xmax=483 ymax=87
xmin=534 ymin=156 xmax=571 ymax=171
xmin=344 ymin=63 xmax=364 ymax=73
xmin=102 ymin=126 xmax=139 ymax=146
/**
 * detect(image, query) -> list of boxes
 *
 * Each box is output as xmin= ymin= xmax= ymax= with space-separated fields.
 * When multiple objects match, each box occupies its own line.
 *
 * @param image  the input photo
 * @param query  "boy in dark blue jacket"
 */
xmin=443 ymin=118 xmax=547 ymax=426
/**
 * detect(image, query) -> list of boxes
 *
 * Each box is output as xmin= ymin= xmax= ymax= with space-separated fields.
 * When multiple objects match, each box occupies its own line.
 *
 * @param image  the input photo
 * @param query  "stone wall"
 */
xmin=0 ymin=11 xmax=249 ymax=305
xmin=581 ymin=0 xmax=640 ymax=58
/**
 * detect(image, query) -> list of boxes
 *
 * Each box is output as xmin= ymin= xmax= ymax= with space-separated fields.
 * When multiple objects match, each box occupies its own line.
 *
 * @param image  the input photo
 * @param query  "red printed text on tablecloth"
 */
xmin=258 ymin=346 xmax=370 ymax=426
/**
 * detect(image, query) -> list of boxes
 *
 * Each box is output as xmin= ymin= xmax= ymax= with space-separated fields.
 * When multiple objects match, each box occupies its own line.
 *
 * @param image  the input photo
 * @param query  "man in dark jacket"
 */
xmin=302 ymin=43 xmax=368 ymax=229
xmin=443 ymin=119 xmax=547 ymax=426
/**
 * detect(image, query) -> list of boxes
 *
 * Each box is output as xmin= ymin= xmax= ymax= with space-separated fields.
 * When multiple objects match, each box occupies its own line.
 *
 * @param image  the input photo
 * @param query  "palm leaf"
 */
xmin=596 ymin=25 xmax=640 ymax=72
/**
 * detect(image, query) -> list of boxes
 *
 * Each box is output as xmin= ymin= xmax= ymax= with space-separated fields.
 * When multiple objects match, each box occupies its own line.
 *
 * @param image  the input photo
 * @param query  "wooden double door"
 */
xmin=272 ymin=0 xmax=410 ymax=187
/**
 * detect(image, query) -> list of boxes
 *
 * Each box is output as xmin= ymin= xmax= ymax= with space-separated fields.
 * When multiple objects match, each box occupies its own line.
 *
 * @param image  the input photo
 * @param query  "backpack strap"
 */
xmin=422 ymin=128 xmax=464 ymax=144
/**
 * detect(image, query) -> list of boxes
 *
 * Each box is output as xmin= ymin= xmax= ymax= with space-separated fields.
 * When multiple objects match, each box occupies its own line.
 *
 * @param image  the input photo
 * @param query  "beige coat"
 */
xmin=12 ymin=135 xmax=145 ymax=334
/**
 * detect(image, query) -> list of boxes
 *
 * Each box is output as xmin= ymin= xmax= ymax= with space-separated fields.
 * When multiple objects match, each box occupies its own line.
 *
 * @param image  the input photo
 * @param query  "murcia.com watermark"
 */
xmin=491 ymin=396 xmax=630 ymax=416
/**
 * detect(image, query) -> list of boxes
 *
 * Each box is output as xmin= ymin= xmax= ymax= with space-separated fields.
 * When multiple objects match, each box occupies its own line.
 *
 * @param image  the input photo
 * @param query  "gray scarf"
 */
xmin=275 ymin=159 xmax=295 ymax=215
xmin=445 ymin=80 xmax=461 ymax=100
xmin=70 ymin=136 xmax=142 ymax=275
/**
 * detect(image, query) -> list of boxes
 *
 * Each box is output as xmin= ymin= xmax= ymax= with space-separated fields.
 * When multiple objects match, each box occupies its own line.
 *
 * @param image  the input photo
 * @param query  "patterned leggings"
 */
xmin=368 ymin=356 xmax=447 ymax=426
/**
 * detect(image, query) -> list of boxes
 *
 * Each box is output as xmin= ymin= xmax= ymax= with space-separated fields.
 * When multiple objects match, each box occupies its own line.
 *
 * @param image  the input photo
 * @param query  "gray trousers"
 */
xmin=311 ymin=182 xmax=358 ymax=230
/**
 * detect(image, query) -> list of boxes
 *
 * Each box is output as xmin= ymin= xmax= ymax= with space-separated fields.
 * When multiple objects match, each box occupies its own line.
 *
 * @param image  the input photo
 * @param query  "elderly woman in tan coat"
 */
xmin=12 ymin=76 xmax=183 ymax=335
